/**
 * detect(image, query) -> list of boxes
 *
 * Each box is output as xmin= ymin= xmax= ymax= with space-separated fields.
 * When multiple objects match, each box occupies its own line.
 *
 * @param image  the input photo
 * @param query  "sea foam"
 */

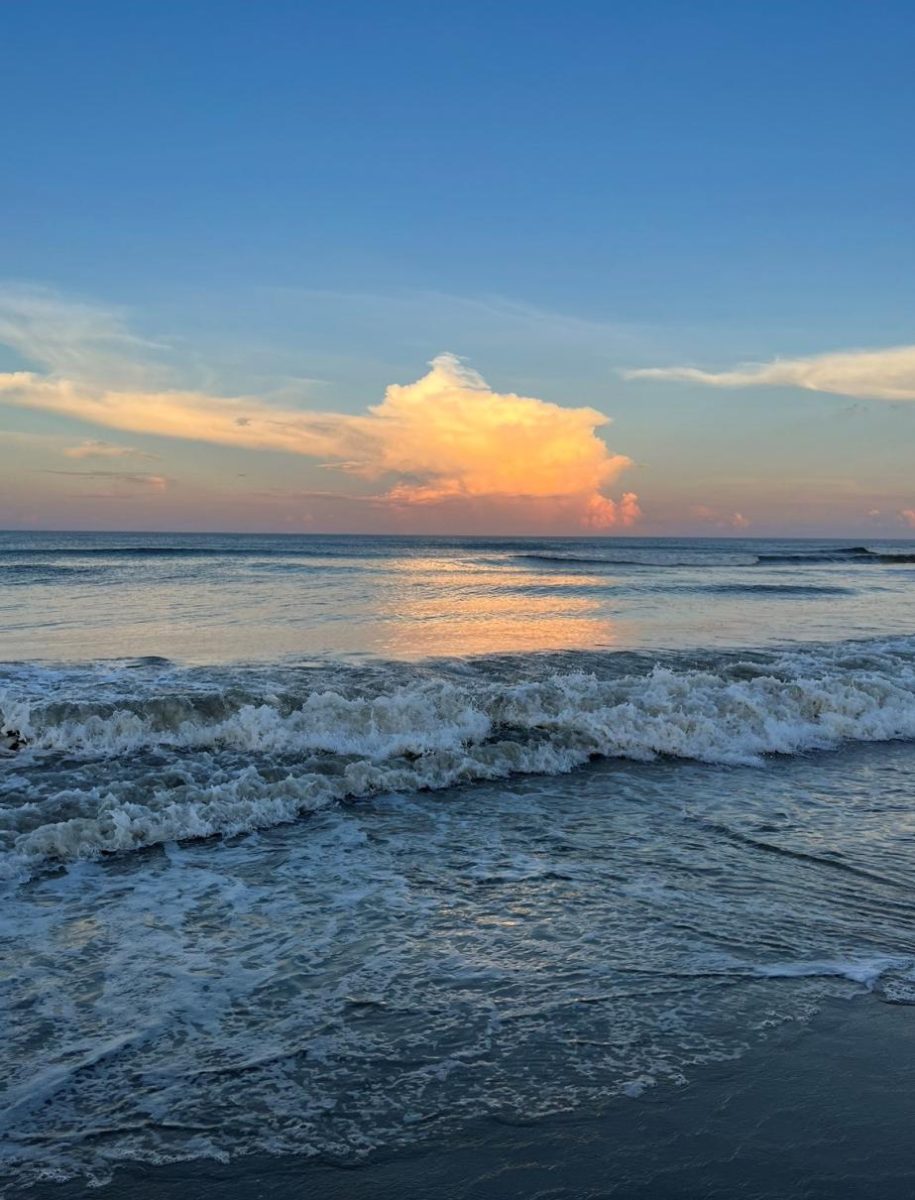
xmin=3 ymin=640 xmax=915 ymax=880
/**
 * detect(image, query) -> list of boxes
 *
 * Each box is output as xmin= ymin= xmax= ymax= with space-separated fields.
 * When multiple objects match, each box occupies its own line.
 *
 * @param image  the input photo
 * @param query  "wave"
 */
xmin=0 ymin=545 xmax=344 ymax=560
xmin=757 ymin=547 xmax=915 ymax=565
xmin=697 ymin=583 xmax=853 ymax=596
xmin=0 ymin=537 xmax=572 ymax=561
xmin=3 ymin=641 xmax=915 ymax=881
xmin=513 ymin=551 xmax=757 ymax=568
xmin=4 ymin=540 xmax=912 ymax=570
xmin=517 ymin=546 xmax=915 ymax=569
xmin=0 ymin=564 xmax=101 ymax=583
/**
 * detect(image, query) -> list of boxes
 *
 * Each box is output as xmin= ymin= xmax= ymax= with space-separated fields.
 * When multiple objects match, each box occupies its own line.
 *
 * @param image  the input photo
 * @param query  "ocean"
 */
xmin=2 ymin=531 xmax=915 ymax=1195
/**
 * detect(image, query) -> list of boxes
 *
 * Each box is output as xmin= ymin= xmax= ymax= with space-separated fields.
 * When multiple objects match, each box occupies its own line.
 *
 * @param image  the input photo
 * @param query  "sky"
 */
xmin=1 ymin=0 xmax=914 ymax=536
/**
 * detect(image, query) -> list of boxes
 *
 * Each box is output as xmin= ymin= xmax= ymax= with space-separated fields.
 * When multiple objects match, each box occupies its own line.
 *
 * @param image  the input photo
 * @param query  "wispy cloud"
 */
xmin=625 ymin=344 xmax=915 ymax=401
xmin=0 ymin=285 xmax=166 ymax=388
xmin=44 ymin=469 xmax=170 ymax=490
xmin=63 ymin=439 xmax=160 ymax=461
xmin=690 ymin=505 xmax=750 ymax=530
xmin=0 ymin=289 xmax=638 ymax=529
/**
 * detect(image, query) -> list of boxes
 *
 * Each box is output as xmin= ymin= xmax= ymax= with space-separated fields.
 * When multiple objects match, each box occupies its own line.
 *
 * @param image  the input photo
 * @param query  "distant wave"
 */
xmin=2 ymin=541 xmax=912 ymax=567
xmin=516 ymin=546 xmax=915 ymax=569
xmin=516 ymin=552 xmax=642 ymax=565
xmin=697 ymin=583 xmax=853 ymax=596
xmin=0 ymin=545 xmax=342 ymax=559
xmin=3 ymin=639 xmax=915 ymax=881
xmin=0 ymin=563 xmax=100 ymax=582
xmin=757 ymin=547 xmax=915 ymax=565
xmin=512 ymin=551 xmax=757 ymax=568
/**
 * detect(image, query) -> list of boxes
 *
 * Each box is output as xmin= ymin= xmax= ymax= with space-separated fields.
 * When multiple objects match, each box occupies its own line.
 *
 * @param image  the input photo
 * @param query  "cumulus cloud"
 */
xmin=901 ymin=509 xmax=915 ymax=528
xmin=625 ymin=344 xmax=915 ymax=401
xmin=0 ymin=291 xmax=637 ymax=529
xmin=343 ymin=355 xmax=634 ymax=515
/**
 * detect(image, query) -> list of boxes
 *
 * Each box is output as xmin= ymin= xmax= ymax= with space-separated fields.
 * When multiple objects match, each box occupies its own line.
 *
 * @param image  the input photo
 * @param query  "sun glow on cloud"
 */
xmin=344 ymin=354 xmax=638 ymax=526
xmin=0 ymin=292 xmax=639 ymax=530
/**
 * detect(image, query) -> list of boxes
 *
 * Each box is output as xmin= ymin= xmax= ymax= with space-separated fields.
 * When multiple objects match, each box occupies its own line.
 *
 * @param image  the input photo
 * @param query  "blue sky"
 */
xmin=2 ymin=0 xmax=914 ymax=534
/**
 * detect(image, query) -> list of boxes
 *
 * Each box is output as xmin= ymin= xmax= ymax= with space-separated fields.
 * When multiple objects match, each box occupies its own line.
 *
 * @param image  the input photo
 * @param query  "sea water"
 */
xmin=1 ymin=533 xmax=914 ymax=1188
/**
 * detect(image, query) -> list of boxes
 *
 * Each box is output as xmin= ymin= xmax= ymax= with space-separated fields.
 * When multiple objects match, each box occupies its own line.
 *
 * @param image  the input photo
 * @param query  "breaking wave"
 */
xmin=3 ymin=639 xmax=915 ymax=882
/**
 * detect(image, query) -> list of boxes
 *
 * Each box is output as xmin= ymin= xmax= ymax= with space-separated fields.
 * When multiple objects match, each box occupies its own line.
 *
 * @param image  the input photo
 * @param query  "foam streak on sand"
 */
xmin=2 ymin=639 xmax=915 ymax=881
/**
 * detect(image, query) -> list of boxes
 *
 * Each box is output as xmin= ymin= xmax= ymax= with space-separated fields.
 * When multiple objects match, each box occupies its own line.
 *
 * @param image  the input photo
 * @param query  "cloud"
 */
xmin=0 ymin=286 xmax=165 ymax=388
xmin=900 ymin=509 xmax=915 ymax=528
xmin=626 ymin=344 xmax=915 ymax=401
xmin=344 ymin=354 xmax=633 ymax=513
xmin=45 ymin=469 xmax=170 ymax=501
xmin=582 ymin=491 xmax=641 ymax=528
xmin=0 ymin=289 xmax=639 ymax=530
xmin=63 ymin=439 xmax=160 ymax=461
xmin=690 ymin=505 xmax=751 ymax=530
xmin=44 ymin=470 xmax=170 ymax=491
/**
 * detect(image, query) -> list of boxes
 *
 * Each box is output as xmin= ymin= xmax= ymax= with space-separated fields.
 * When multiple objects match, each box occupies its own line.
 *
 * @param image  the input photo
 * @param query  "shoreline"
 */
xmin=11 ymin=993 xmax=915 ymax=1200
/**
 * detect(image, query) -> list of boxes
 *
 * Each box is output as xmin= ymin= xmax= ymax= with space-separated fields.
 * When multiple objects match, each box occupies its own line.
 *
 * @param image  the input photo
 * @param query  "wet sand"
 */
xmin=12 ymin=994 xmax=915 ymax=1200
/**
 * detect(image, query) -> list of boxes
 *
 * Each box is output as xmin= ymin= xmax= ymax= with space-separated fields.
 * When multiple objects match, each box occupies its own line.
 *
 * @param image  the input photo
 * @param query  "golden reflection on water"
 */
xmin=8 ymin=536 xmax=914 ymax=665
xmin=7 ymin=551 xmax=626 ymax=662
xmin=372 ymin=559 xmax=621 ymax=656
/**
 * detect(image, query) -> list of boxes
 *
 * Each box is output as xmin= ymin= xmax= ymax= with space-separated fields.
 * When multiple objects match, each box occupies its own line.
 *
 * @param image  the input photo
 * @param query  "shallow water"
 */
xmin=1 ymin=533 xmax=915 ymax=1190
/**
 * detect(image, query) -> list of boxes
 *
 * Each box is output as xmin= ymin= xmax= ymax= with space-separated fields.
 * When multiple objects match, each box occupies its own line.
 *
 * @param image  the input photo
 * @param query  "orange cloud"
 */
xmin=346 ymin=355 xmax=634 ymax=521
xmin=0 ymin=371 xmax=348 ymax=458
xmin=1 ymin=339 xmax=638 ymax=528
xmin=582 ymin=491 xmax=641 ymax=528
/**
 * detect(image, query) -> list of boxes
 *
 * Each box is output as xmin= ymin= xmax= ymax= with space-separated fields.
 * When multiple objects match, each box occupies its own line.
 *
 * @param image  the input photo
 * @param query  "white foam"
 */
xmin=752 ymin=956 xmax=913 ymax=987
xmin=3 ymin=641 xmax=915 ymax=879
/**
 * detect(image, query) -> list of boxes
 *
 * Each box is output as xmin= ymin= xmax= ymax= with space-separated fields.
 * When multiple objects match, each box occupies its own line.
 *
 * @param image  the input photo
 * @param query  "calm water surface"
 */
xmin=1 ymin=531 xmax=913 ymax=660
